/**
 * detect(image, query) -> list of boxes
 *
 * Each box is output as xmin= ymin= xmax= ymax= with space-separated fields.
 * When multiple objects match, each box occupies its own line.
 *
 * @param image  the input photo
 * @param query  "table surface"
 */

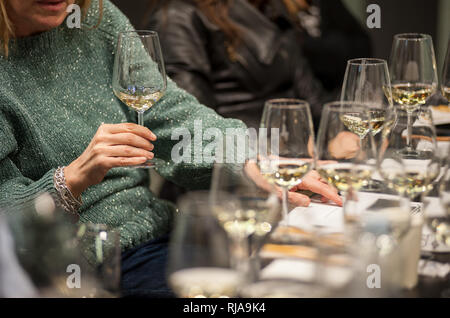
xmin=260 ymin=192 xmax=450 ymax=298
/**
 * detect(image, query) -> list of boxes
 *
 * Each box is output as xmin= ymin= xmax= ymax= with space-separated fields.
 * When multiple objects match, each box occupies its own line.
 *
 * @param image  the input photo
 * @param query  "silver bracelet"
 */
xmin=53 ymin=166 xmax=82 ymax=218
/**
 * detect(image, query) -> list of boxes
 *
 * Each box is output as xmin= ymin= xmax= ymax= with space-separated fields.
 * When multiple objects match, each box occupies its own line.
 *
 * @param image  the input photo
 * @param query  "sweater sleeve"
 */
xmin=0 ymin=115 xmax=58 ymax=212
xmin=144 ymin=78 xmax=247 ymax=190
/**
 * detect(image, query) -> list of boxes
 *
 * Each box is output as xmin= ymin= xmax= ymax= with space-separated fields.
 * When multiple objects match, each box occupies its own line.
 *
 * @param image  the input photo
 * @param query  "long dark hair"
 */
xmin=144 ymin=0 xmax=308 ymax=57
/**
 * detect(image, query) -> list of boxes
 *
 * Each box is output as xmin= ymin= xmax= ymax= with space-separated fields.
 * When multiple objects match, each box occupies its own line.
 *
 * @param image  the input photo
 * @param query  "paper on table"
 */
xmin=260 ymin=258 xmax=354 ymax=289
xmin=289 ymin=192 xmax=415 ymax=233
xmin=431 ymin=105 xmax=450 ymax=126
xmin=289 ymin=202 xmax=343 ymax=233
xmin=289 ymin=194 xmax=449 ymax=253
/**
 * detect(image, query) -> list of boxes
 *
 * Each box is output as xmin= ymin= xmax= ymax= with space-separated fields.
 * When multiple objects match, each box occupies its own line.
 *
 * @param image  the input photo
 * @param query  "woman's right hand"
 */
xmin=64 ymin=123 xmax=157 ymax=198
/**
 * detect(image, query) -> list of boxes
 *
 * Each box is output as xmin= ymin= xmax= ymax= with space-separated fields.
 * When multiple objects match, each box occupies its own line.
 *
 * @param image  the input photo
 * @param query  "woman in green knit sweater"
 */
xmin=0 ymin=0 xmax=341 ymax=297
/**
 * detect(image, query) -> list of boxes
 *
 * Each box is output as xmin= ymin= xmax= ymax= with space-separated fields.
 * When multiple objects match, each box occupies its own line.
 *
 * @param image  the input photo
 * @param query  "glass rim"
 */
xmin=118 ymin=30 xmax=159 ymax=38
xmin=394 ymin=33 xmax=432 ymax=41
xmin=264 ymin=98 xmax=310 ymax=109
xmin=323 ymin=101 xmax=369 ymax=110
xmin=347 ymin=58 xmax=388 ymax=66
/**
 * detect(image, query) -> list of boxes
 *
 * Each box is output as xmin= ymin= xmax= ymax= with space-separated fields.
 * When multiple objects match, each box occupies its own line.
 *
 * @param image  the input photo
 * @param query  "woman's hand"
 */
xmin=64 ymin=123 xmax=157 ymax=198
xmin=288 ymin=170 xmax=342 ymax=207
xmin=245 ymin=161 xmax=342 ymax=207
xmin=328 ymin=131 xmax=360 ymax=160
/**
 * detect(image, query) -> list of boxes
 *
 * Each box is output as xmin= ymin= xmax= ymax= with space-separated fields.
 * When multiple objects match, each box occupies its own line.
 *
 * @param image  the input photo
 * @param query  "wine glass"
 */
xmin=167 ymin=191 xmax=241 ymax=298
xmin=426 ymin=143 xmax=450 ymax=246
xmin=315 ymin=102 xmax=378 ymax=223
xmin=341 ymin=58 xmax=394 ymax=192
xmin=112 ymin=30 xmax=167 ymax=168
xmin=389 ymin=33 xmax=439 ymax=152
xmin=76 ymin=223 xmax=121 ymax=296
xmin=378 ymin=107 xmax=441 ymax=202
xmin=210 ymin=162 xmax=281 ymax=274
xmin=259 ymin=99 xmax=315 ymax=231
xmin=423 ymin=145 xmax=450 ymax=297
xmin=442 ymin=39 xmax=450 ymax=103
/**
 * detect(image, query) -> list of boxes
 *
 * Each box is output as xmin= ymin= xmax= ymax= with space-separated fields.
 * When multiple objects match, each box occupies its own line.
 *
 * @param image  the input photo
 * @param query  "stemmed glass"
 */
xmin=378 ymin=107 xmax=441 ymax=202
xmin=112 ymin=30 xmax=167 ymax=168
xmin=341 ymin=58 xmax=394 ymax=192
xmin=259 ymin=99 xmax=315 ymax=230
xmin=389 ymin=33 xmax=438 ymax=153
xmin=210 ymin=162 xmax=281 ymax=274
xmin=442 ymin=39 xmax=450 ymax=103
xmin=426 ymin=144 xmax=450 ymax=246
xmin=315 ymin=102 xmax=378 ymax=222
xmin=167 ymin=191 xmax=240 ymax=298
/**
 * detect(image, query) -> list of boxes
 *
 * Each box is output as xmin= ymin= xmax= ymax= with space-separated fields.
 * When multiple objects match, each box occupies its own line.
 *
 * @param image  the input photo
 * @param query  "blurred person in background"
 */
xmin=145 ymin=0 xmax=371 ymax=128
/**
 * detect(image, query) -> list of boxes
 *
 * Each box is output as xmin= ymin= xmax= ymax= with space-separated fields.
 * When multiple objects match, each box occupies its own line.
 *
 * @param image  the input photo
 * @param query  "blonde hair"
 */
xmin=0 ymin=0 xmax=102 ymax=57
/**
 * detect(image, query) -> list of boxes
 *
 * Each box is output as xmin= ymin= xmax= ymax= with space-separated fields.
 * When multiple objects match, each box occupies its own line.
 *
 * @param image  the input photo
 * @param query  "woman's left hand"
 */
xmin=245 ymin=161 xmax=342 ymax=207
xmin=288 ymin=170 xmax=342 ymax=207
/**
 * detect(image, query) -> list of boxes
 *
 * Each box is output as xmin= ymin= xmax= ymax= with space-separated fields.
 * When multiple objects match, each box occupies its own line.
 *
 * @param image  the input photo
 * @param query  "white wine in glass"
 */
xmin=378 ymin=107 xmax=441 ymax=201
xmin=259 ymin=99 xmax=315 ymax=230
xmin=316 ymin=102 xmax=378 ymax=222
xmin=340 ymin=59 xmax=393 ymax=193
xmin=168 ymin=192 xmax=242 ymax=298
xmin=389 ymin=33 xmax=438 ymax=151
xmin=112 ymin=30 xmax=167 ymax=168
xmin=341 ymin=58 xmax=393 ymax=137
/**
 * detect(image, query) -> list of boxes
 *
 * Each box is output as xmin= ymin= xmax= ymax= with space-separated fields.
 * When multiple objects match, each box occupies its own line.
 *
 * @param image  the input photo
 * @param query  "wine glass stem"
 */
xmin=281 ymin=187 xmax=289 ymax=227
xmin=137 ymin=111 xmax=144 ymax=126
xmin=229 ymin=234 xmax=249 ymax=274
xmin=406 ymin=111 xmax=413 ymax=149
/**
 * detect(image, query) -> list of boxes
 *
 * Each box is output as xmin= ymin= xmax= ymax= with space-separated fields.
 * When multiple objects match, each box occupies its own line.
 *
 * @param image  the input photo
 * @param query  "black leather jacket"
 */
xmin=146 ymin=0 xmax=370 ymax=128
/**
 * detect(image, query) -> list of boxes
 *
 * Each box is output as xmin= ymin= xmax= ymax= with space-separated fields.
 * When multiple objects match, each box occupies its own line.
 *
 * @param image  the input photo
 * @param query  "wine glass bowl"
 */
xmin=378 ymin=107 xmax=440 ymax=201
xmin=112 ymin=30 xmax=167 ymax=168
xmin=389 ymin=33 xmax=438 ymax=110
xmin=442 ymin=39 xmax=450 ymax=103
xmin=167 ymin=191 xmax=240 ymax=298
xmin=389 ymin=33 xmax=438 ymax=152
xmin=259 ymin=99 xmax=315 ymax=229
xmin=316 ymin=102 xmax=378 ymax=194
xmin=341 ymin=58 xmax=393 ymax=129
xmin=210 ymin=162 xmax=282 ymax=241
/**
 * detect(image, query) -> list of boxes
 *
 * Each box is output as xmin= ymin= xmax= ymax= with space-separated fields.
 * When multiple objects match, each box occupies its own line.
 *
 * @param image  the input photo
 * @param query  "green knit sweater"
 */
xmin=0 ymin=1 xmax=245 ymax=251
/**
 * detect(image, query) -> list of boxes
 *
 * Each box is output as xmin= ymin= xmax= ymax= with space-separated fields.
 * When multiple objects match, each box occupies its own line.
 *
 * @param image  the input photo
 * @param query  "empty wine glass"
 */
xmin=112 ymin=30 xmax=167 ymax=168
xmin=389 ymin=33 xmax=438 ymax=152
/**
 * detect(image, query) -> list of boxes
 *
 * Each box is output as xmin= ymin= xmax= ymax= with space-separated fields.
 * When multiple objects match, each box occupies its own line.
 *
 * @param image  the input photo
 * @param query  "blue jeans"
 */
xmin=120 ymin=235 xmax=175 ymax=298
